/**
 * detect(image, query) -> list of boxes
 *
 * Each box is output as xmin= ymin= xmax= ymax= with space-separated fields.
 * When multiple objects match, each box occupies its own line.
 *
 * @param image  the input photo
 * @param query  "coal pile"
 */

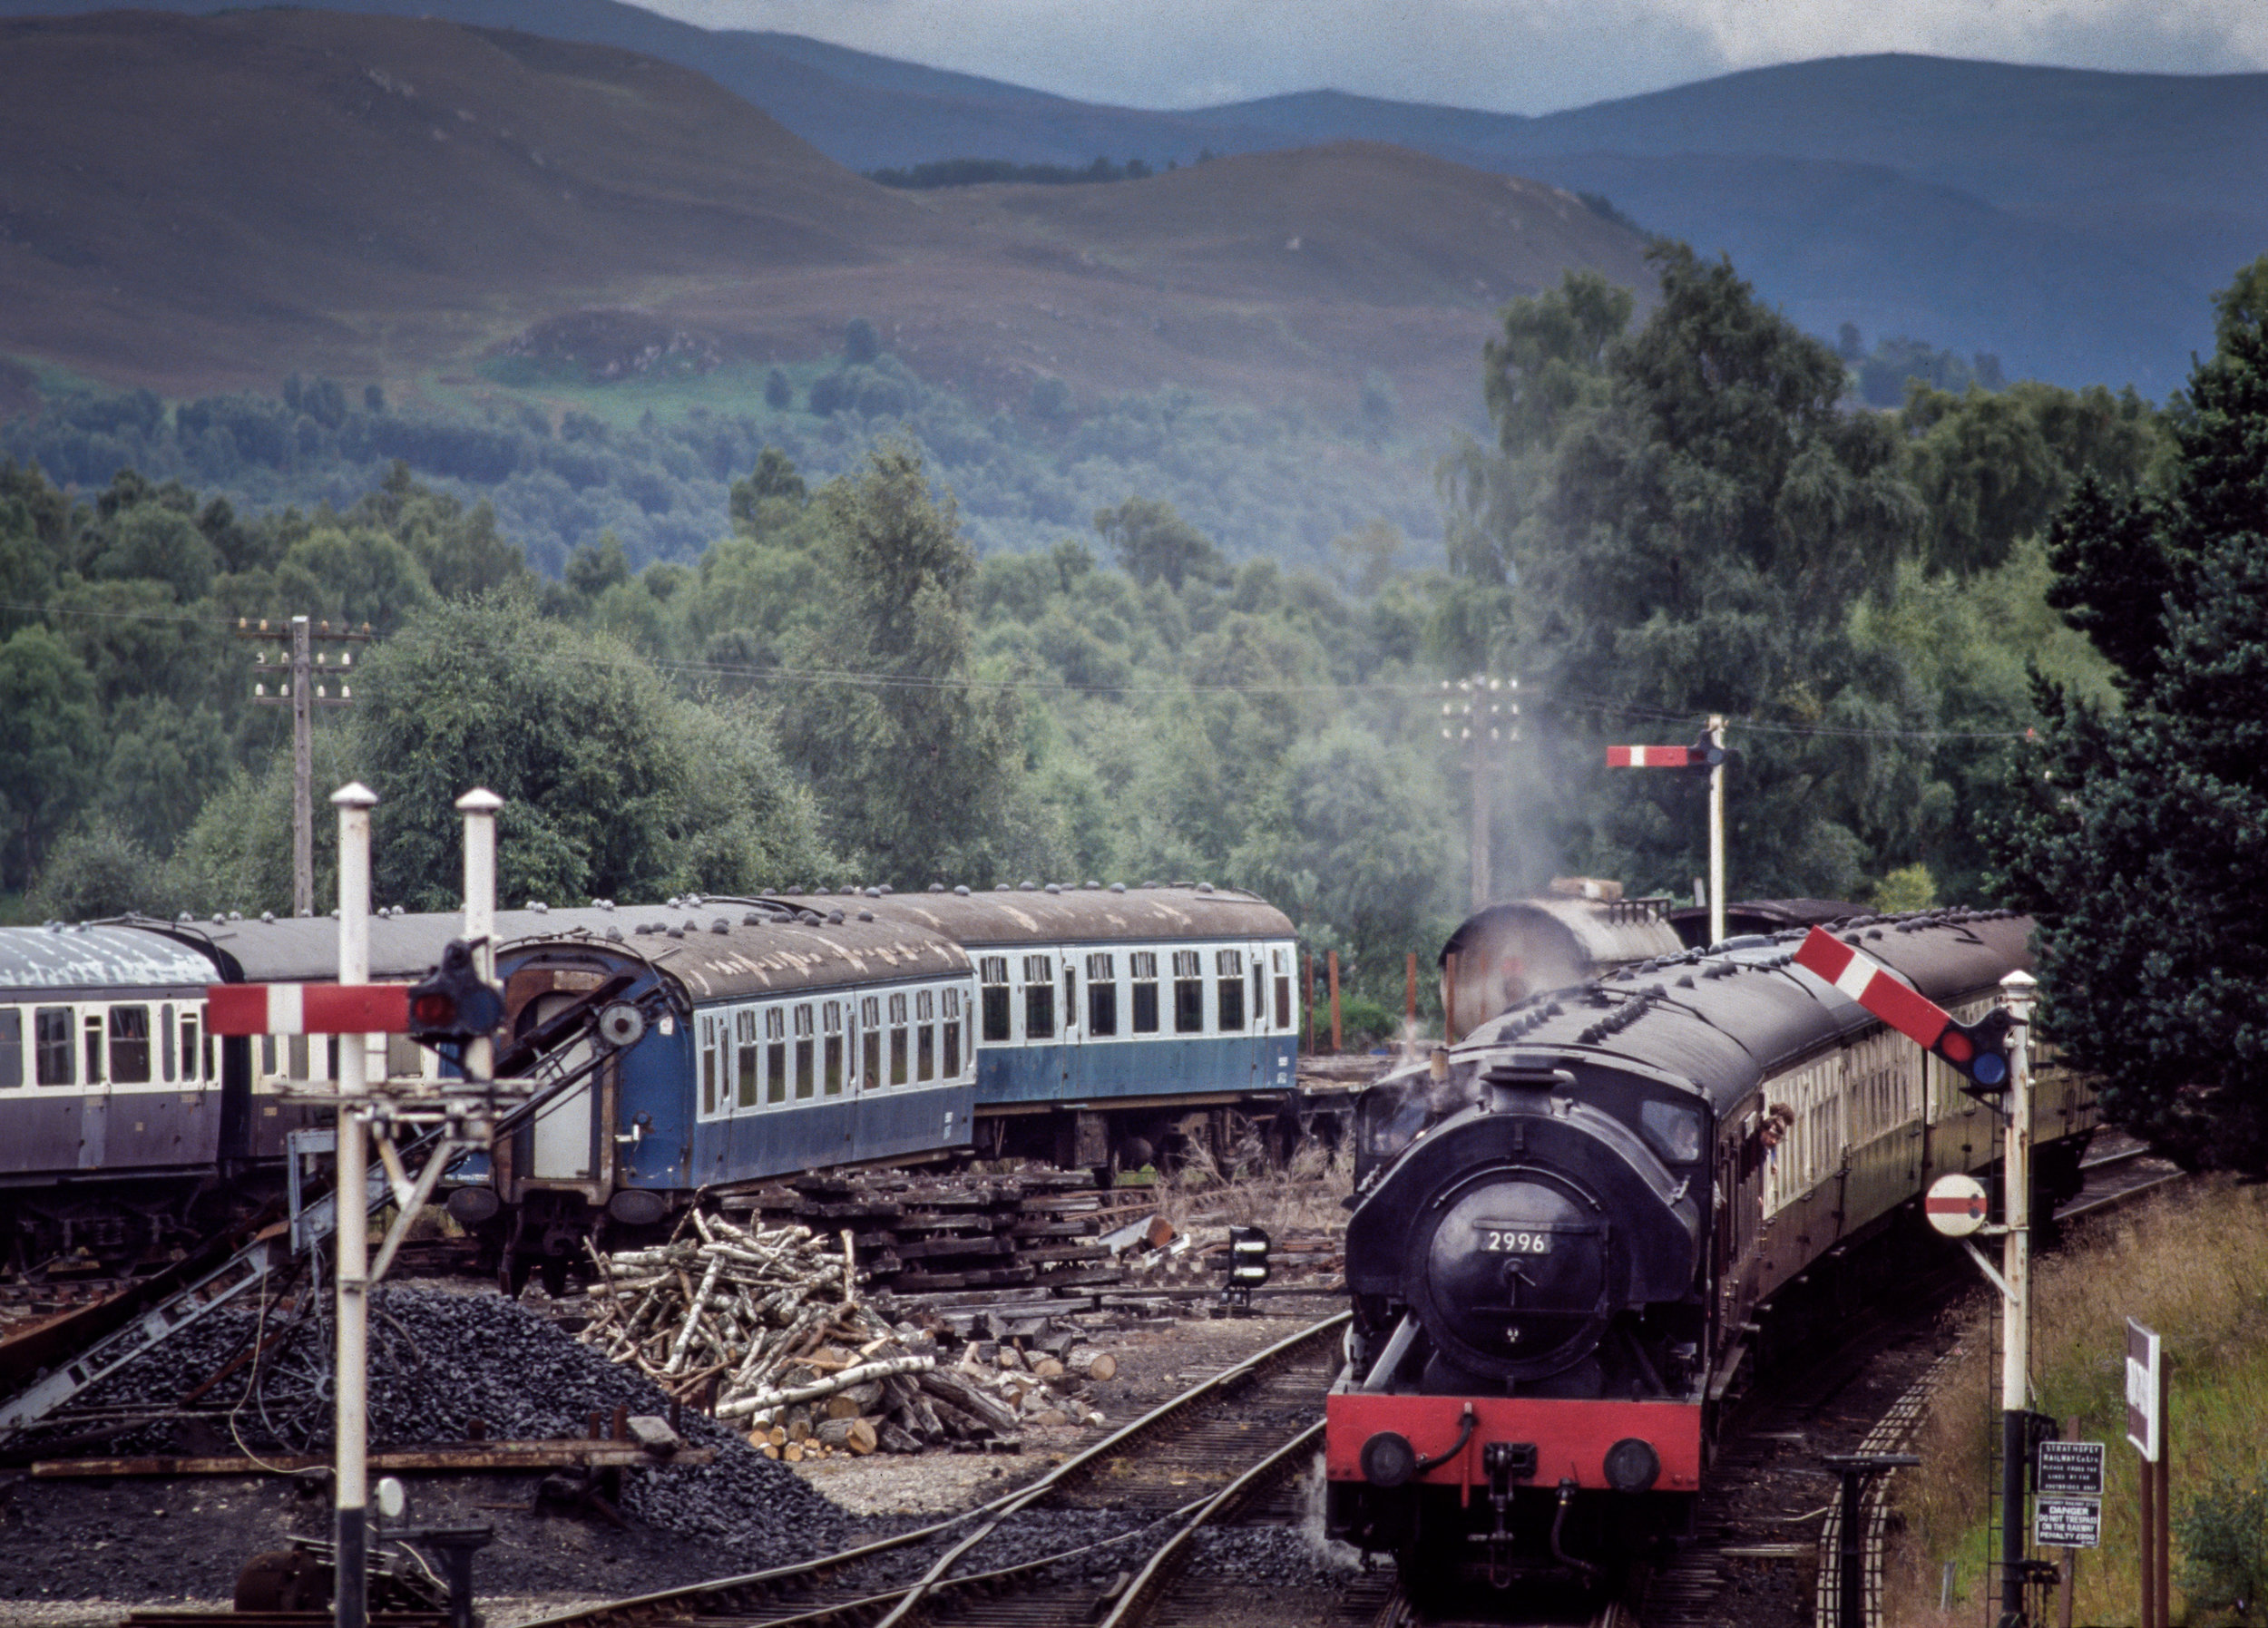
xmin=23 ymin=1286 xmax=869 ymax=1562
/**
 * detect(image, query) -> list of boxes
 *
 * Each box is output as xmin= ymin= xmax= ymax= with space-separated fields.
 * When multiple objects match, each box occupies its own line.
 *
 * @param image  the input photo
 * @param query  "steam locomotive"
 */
xmin=1325 ymin=909 xmax=2096 ymax=1589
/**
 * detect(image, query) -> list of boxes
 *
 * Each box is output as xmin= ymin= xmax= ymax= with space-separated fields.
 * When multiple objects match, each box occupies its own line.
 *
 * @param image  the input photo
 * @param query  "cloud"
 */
xmin=640 ymin=0 xmax=2268 ymax=113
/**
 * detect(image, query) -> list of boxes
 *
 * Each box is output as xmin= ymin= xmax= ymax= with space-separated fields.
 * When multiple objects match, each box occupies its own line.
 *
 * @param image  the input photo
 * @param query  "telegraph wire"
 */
xmin=0 ymin=595 xmax=2042 ymax=742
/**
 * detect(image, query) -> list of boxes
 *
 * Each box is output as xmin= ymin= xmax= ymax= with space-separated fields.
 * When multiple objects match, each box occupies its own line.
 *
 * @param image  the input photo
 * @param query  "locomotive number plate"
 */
xmin=1477 ymin=1228 xmax=1552 ymax=1253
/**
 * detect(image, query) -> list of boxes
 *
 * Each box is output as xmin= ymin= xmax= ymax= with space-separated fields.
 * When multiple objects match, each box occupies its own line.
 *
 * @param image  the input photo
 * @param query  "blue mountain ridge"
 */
xmin=5 ymin=0 xmax=2254 ymax=388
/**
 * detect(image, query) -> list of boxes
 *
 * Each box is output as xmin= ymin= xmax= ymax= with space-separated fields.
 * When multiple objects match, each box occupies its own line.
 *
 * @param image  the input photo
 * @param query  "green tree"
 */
xmin=1094 ymin=497 xmax=1230 ymax=591
xmin=777 ymin=444 xmax=1050 ymax=885
xmin=357 ymin=592 xmax=694 ymax=911
xmin=1990 ymin=256 xmax=2268 ymax=1172
xmin=1462 ymin=244 xmax=1933 ymax=898
xmin=0 ymin=626 xmax=103 ymax=889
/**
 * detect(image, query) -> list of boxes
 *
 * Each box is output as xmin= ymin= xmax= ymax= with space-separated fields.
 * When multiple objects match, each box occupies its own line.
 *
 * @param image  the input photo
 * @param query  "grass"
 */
xmin=1153 ymin=1130 xmax=1353 ymax=1236
xmin=1887 ymin=1177 xmax=2268 ymax=1625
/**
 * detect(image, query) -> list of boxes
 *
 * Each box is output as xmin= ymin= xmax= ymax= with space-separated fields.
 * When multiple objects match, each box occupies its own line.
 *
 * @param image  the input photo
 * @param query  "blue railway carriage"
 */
xmin=770 ymin=883 xmax=1303 ymax=1176
xmin=0 ymin=925 xmax=227 ymax=1265
xmin=445 ymin=901 xmax=977 ymax=1288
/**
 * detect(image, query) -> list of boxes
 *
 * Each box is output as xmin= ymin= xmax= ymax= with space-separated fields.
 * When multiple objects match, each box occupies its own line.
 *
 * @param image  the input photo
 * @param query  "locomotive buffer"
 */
xmin=1793 ymin=926 xmax=2041 ymax=1628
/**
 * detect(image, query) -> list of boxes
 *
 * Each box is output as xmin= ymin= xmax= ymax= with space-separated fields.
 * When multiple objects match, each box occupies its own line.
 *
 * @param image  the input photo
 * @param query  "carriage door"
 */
xmin=524 ymin=989 xmax=601 ymax=1186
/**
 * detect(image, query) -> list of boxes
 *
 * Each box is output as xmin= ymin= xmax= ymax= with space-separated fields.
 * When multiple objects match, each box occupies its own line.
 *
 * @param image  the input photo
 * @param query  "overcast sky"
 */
xmin=639 ymin=0 xmax=2268 ymax=113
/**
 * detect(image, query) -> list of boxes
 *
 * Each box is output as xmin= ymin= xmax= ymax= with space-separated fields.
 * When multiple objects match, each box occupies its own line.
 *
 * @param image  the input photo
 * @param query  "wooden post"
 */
xmin=2156 ymin=1389 xmax=2171 ymax=1628
xmin=2059 ymin=1416 xmax=2078 ymax=1628
xmin=1404 ymin=953 xmax=1416 ymax=1033
xmin=1327 ymin=951 xmax=1341 ymax=1055
xmin=2140 ymin=1428 xmax=2156 ymax=1628
xmin=290 ymin=617 xmax=313 ymax=919
xmin=1444 ymin=950 xmax=1460 ymax=1044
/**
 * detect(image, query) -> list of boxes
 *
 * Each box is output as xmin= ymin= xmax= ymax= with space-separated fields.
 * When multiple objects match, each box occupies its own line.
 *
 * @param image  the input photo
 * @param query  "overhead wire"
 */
xmin=0 ymin=594 xmax=2039 ymax=743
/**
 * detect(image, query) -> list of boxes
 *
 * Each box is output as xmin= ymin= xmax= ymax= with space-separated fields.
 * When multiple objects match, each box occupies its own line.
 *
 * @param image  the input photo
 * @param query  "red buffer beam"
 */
xmin=1790 ymin=927 xmax=2011 ymax=1087
xmin=207 ymin=982 xmax=411 ymax=1037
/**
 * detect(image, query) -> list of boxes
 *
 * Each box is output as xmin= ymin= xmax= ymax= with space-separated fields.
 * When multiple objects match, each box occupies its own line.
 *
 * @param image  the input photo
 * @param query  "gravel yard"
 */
xmin=0 ymin=1288 xmax=1349 ymax=1623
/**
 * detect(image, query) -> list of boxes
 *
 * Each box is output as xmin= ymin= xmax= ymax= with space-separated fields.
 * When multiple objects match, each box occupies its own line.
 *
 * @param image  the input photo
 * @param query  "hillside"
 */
xmin=0 ymin=9 xmax=950 ymax=388
xmin=0 ymin=9 xmax=1650 ymax=425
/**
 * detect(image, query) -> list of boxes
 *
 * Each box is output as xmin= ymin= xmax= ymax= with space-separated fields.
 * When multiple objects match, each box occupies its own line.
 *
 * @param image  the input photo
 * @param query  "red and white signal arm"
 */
xmin=1792 ymin=927 xmax=2012 ymax=1087
xmin=206 ymin=982 xmax=412 ymax=1036
xmin=1926 ymin=1173 xmax=1989 ymax=1237
xmin=1607 ymin=745 xmax=1697 ymax=767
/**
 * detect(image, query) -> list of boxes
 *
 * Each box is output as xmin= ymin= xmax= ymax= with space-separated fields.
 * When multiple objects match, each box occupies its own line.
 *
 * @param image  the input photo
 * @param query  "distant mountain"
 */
xmin=5 ymin=0 xmax=2255 ymax=389
xmin=0 ymin=8 xmax=1648 ymax=421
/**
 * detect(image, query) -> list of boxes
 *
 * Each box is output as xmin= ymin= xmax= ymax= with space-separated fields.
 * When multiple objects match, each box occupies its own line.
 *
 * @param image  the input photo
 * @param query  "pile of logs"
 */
xmin=577 ymin=1210 xmax=1120 ymax=1461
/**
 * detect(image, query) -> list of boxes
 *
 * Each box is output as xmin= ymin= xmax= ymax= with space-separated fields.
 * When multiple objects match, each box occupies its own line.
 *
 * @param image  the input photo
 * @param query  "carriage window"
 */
xmin=824 ymin=1000 xmax=844 ymax=1096
xmin=981 ymin=956 xmax=1012 ymax=1043
xmin=861 ymin=996 xmax=881 ymax=1087
xmin=0 ymin=1009 xmax=19 ymax=1088
xmin=889 ymin=992 xmax=910 ymax=1086
xmin=182 ymin=1010 xmax=200 ymax=1083
xmin=1086 ymin=952 xmax=1118 ymax=1036
xmin=793 ymin=1005 xmax=814 ymax=1099
xmin=85 ymin=1014 xmax=105 ymax=1084
xmin=1023 ymin=954 xmax=1055 ymax=1040
xmin=737 ymin=1009 xmax=760 ymax=1109
xmin=916 ymin=989 xmax=936 ymax=1081
xmin=1216 ymin=950 xmax=1246 ymax=1031
xmin=106 ymin=1007 xmax=152 ymax=1084
xmin=943 ymin=989 xmax=963 ymax=1077
xmin=35 ymin=1008 xmax=73 ymax=1086
xmin=766 ymin=1008 xmax=787 ymax=1104
xmin=701 ymin=1015 xmax=719 ymax=1116
xmin=161 ymin=1004 xmax=176 ymax=1082
xmin=1250 ymin=963 xmax=1265 ymax=1030
xmin=1174 ymin=950 xmax=1205 ymax=1034
xmin=387 ymin=1033 xmax=421 ymax=1079
xmin=1130 ymin=951 xmax=1159 ymax=1034
xmin=1273 ymin=948 xmax=1292 ymax=1030
xmin=259 ymin=1036 xmax=277 ymax=1078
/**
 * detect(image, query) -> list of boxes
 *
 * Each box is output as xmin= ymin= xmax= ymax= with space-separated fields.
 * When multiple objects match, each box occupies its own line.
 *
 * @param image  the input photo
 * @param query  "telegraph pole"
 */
xmin=1441 ymin=675 xmax=1516 ymax=911
xmin=240 ymin=617 xmax=372 ymax=916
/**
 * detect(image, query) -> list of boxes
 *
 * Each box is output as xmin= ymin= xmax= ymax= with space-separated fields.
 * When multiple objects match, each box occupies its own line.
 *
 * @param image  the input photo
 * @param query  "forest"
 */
xmin=0 ymin=241 xmax=2218 ymax=1038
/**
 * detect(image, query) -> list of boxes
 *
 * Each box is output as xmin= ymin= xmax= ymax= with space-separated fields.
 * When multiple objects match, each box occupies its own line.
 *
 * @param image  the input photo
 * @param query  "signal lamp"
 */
xmin=406 ymin=939 xmax=504 ymax=1045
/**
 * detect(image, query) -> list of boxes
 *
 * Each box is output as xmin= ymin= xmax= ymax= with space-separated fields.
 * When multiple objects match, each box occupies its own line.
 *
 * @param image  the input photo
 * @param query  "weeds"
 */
xmin=1887 ymin=1179 xmax=2268 ymax=1624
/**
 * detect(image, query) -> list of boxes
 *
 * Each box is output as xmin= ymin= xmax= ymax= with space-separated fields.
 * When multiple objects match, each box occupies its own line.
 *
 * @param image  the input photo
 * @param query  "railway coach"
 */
xmin=767 ymin=882 xmax=1302 ymax=1179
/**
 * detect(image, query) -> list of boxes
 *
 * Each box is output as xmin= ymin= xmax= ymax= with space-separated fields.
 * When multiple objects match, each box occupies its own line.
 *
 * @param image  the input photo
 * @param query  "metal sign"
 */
xmin=2127 ymin=1319 xmax=2161 ymax=1462
xmin=1925 ymin=1173 xmax=1990 ymax=1237
xmin=2036 ymin=1496 xmax=2103 ymax=1549
xmin=2038 ymin=1439 xmax=2106 ymax=1496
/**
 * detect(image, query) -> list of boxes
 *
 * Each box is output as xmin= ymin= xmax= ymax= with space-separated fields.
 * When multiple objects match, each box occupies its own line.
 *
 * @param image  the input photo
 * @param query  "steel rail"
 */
xmin=1095 ymin=1417 xmax=1325 ymax=1628
xmin=508 ymin=1310 xmax=1351 ymax=1628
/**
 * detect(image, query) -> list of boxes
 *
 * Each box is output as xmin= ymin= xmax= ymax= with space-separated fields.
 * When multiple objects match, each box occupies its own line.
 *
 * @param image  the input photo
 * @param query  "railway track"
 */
xmin=508 ymin=1310 xmax=1351 ymax=1628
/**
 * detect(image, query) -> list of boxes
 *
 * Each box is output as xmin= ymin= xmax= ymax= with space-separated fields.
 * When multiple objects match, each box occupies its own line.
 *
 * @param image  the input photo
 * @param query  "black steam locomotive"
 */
xmin=1325 ymin=909 xmax=2096 ymax=1588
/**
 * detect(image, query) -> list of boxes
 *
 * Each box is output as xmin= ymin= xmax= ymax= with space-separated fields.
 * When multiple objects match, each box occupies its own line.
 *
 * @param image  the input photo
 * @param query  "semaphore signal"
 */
xmin=1791 ymin=925 xmax=2015 ymax=1090
xmin=1606 ymin=714 xmax=1730 ymax=945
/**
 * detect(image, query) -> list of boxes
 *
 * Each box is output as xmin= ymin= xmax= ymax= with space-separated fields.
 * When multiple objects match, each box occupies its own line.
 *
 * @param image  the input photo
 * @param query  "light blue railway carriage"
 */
xmin=767 ymin=883 xmax=1303 ymax=1175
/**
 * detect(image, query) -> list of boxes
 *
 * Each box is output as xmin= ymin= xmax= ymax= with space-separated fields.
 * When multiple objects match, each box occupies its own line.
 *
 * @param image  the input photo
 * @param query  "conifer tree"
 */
xmin=1991 ymin=257 xmax=2268 ymax=1171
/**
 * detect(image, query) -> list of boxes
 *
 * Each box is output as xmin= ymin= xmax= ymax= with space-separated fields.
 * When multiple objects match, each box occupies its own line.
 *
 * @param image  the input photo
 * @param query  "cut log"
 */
xmin=816 ymin=1417 xmax=878 ymax=1454
xmin=918 ymin=1370 xmax=1021 ymax=1435
xmin=1067 ymin=1349 xmax=1118 ymax=1382
xmin=1031 ymin=1358 xmax=1065 ymax=1381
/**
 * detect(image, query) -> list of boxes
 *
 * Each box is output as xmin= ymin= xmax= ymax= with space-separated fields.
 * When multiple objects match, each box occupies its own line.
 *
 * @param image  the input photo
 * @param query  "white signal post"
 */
xmin=455 ymin=789 xmax=503 ymax=1085
xmin=1999 ymin=969 xmax=2037 ymax=1628
xmin=1705 ymin=715 xmax=1726 ymax=950
xmin=331 ymin=782 xmax=378 ymax=1628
